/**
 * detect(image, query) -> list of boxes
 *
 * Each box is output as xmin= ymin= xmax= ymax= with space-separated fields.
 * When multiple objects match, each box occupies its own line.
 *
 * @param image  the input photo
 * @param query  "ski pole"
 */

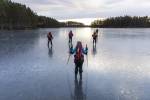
xmin=86 ymin=44 xmax=88 ymax=67
xmin=67 ymin=54 xmax=71 ymax=65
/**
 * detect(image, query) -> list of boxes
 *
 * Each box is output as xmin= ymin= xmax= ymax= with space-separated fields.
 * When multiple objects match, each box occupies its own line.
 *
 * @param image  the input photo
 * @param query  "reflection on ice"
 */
xmin=92 ymin=44 xmax=97 ymax=56
xmin=48 ymin=47 xmax=53 ymax=58
xmin=73 ymin=75 xmax=86 ymax=100
xmin=0 ymin=28 xmax=150 ymax=100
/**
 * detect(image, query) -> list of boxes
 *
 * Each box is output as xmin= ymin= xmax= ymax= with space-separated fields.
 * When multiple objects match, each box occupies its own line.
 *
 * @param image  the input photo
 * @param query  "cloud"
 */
xmin=11 ymin=0 xmax=150 ymax=19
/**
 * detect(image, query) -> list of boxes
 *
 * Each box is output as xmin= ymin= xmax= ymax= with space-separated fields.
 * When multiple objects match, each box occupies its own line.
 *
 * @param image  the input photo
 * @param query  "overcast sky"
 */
xmin=12 ymin=0 xmax=150 ymax=20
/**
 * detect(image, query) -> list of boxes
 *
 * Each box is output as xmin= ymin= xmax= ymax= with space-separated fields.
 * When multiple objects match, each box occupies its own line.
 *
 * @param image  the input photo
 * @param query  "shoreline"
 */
xmin=1 ymin=26 xmax=150 ymax=31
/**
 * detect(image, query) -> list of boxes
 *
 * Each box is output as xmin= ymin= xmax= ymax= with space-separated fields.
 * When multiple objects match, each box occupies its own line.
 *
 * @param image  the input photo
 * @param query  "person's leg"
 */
xmin=71 ymin=37 xmax=73 ymax=46
xmin=75 ymin=63 xmax=78 ymax=75
xmin=50 ymin=40 xmax=53 ymax=46
xmin=94 ymin=38 xmax=96 ymax=44
xmin=69 ymin=38 xmax=70 ymax=43
xmin=71 ymin=37 xmax=72 ymax=43
xmin=79 ymin=65 xmax=83 ymax=79
xmin=79 ymin=65 xmax=83 ymax=74
xmin=79 ymin=61 xmax=83 ymax=76
xmin=93 ymin=38 xmax=94 ymax=44
xmin=48 ymin=40 xmax=50 ymax=48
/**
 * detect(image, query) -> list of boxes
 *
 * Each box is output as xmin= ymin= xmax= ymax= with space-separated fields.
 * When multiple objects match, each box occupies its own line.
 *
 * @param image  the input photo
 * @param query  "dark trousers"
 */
xmin=48 ymin=39 xmax=52 ymax=47
xmin=75 ymin=60 xmax=83 ymax=75
xmin=69 ymin=37 xmax=72 ymax=43
xmin=93 ymin=38 xmax=97 ymax=44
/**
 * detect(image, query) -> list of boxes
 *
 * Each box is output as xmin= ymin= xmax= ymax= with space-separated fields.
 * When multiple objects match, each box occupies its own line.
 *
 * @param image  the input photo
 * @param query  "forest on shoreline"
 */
xmin=1 ymin=0 xmax=150 ymax=30
xmin=0 ymin=0 xmax=84 ymax=30
xmin=91 ymin=16 xmax=150 ymax=28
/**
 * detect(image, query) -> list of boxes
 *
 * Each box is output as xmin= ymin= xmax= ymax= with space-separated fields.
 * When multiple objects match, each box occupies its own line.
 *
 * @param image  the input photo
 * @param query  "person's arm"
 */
xmin=82 ymin=46 xmax=88 ymax=55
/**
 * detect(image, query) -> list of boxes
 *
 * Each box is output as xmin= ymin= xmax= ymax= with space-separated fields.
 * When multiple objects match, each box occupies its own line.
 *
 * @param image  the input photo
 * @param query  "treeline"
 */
xmin=37 ymin=16 xmax=60 ymax=28
xmin=60 ymin=21 xmax=85 ymax=27
xmin=0 ymin=0 xmax=60 ymax=29
xmin=91 ymin=16 xmax=150 ymax=28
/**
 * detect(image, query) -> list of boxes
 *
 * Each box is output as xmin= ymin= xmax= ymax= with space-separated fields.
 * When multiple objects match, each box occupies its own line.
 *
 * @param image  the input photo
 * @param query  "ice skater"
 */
xmin=70 ymin=41 xmax=88 ymax=78
xmin=47 ymin=32 xmax=53 ymax=48
xmin=92 ymin=31 xmax=98 ymax=45
xmin=68 ymin=30 xmax=74 ymax=46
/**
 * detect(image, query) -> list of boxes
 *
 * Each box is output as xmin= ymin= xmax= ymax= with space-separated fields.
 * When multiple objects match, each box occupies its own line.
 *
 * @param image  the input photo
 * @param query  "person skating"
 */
xmin=68 ymin=30 xmax=74 ymax=45
xmin=96 ymin=29 xmax=99 ymax=34
xmin=92 ymin=31 xmax=97 ymax=45
xmin=47 ymin=32 xmax=53 ymax=48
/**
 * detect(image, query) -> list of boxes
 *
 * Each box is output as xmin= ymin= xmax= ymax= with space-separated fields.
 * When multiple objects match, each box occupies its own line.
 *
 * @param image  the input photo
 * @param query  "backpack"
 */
xmin=74 ymin=47 xmax=84 ymax=63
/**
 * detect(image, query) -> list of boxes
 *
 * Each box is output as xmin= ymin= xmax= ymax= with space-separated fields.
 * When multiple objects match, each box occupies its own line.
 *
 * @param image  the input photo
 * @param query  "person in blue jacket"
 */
xmin=70 ymin=41 xmax=88 ymax=77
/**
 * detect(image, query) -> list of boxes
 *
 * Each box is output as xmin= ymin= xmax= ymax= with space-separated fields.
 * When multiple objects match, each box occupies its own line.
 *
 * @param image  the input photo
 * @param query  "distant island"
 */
xmin=0 ymin=0 xmax=150 ymax=30
xmin=60 ymin=21 xmax=86 ymax=27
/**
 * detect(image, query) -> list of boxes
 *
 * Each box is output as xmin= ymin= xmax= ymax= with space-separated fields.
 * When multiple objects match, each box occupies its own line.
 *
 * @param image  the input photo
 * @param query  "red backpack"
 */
xmin=74 ymin=47 xmax=84 ymax=63
xmin=76 ymin=48 xmax=82 ymax=60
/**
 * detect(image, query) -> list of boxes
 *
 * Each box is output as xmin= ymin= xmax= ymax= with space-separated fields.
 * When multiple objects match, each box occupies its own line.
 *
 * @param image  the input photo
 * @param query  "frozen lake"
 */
xmin=0 ymin=28 xmax=150 ymax=100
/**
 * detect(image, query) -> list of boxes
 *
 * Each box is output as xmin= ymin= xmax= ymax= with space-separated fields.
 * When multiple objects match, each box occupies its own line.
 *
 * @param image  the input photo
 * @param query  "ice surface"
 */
xmin=0 ymin=28 xmax=150 ymax=100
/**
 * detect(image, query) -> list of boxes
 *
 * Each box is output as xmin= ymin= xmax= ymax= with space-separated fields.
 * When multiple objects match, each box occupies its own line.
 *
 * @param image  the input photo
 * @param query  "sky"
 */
xmin=12 ymin=0 xmax=150 ymax=25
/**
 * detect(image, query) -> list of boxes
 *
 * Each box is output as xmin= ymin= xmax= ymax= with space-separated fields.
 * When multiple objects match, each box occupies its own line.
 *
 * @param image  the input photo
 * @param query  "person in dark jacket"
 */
xmin=68 ymin=30 xmax=74 ymax=44
xmin=92 ymin=31 xmax=97 ymax=44
xmin=96 ymin=29 xmax=99 ymax=34
xmin=47 ymin=32 xmax=53 ymax=48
